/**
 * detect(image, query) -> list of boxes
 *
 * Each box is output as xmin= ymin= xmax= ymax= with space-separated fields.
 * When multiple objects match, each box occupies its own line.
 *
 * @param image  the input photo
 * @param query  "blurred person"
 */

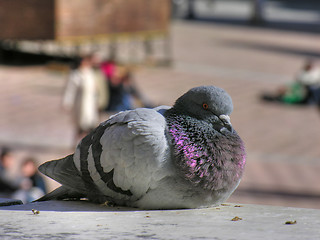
xmin=12 ymin=157 xmax=46 ymax=203
xmin=261 ymin=60 xmax=320 ymax=105
xmin=62 ymin=55 xmax=101 ymax=144
xmin=250 ymin=0 xmax=265 ymax=24
xmin=0 ymin=147 xmax=20 ymax=196
xmin=91 ymin=52 xmax=109 ymax=112
xmin=101 ymin=59 xmax=153 ymax=112
xmin=298 ymin=60 xmax=320 ymax=104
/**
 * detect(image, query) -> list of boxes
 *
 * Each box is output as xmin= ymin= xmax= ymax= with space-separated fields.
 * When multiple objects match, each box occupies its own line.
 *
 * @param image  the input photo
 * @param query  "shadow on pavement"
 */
xmin=0 ymin=199 xmax=139 ymax=212
xmin=0 ymin=48 xmax=73 ymax=66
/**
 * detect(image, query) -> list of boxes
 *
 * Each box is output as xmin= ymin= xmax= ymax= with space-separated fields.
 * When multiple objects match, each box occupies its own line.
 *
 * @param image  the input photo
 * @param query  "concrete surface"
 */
xmin=1 ymin=201 xmax=320 ymax=240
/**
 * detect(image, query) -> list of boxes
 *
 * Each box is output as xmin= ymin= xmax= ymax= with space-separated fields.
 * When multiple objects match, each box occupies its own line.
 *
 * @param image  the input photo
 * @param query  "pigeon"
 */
xmin=38 ymin=86 xmax=246 ymax=209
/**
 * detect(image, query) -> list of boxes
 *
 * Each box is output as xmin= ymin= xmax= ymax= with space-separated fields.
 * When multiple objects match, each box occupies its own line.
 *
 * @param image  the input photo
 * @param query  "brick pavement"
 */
xmin=1 ymin=21 xmax=320 ymax=208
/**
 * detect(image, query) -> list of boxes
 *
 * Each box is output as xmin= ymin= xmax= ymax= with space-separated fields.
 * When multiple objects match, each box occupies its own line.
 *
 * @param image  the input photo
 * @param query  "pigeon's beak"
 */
xmin=219 ymin=115 xmax=233 ymax=132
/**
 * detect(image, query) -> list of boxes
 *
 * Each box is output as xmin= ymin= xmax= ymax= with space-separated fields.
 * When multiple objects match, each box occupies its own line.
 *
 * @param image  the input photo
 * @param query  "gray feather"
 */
xmin=35 ymin=186 xmax=84 ymax=201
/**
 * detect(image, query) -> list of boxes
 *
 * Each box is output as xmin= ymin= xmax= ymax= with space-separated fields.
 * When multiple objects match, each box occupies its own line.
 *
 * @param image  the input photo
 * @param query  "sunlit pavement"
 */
xmin=1 ymin=19 xmax=320 ymax=208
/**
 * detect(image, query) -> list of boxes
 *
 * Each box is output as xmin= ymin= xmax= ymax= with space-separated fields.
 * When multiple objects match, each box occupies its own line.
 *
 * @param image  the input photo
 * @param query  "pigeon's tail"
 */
xmin=38 ymin=154 xmax=78 ymax=184
xmin=35 ymin=186 xmax=84 ymax=202
xmin=36 ymin=154 xmax=89 ymax=202
xmin=38 ymin=154 xmax=88 ymax=192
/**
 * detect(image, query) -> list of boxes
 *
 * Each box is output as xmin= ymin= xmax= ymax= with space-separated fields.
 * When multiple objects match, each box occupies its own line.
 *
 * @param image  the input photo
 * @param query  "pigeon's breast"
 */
xmin=166 ymin=115 xmax=246 ymax=192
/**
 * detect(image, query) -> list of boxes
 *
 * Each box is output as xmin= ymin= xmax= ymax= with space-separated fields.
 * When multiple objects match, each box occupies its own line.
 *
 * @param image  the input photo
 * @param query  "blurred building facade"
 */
xmin=0 ymin=0 xmax=172 ymax=64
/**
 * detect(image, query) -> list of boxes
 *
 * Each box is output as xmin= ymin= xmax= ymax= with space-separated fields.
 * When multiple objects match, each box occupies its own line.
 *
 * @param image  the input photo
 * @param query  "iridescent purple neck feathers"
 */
xmin=166 ymin=113 xmax=246 ymax=192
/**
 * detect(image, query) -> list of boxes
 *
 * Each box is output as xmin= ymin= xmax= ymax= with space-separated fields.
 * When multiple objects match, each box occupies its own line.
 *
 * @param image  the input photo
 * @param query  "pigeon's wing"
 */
xmin=81 ymin=107 xmax=171 ymax=202
xmin=40 ymin=107 xmax=171 ymax=203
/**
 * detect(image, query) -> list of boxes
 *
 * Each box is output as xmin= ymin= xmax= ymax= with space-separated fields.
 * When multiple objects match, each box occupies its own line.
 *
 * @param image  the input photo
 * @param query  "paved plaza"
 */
xmin=1 ymin=20 xmax=320 ymax=208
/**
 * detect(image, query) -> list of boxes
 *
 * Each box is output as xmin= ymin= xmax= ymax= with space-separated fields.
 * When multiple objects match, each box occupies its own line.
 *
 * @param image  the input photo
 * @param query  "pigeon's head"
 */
xmin=172 ymin=86 xmax=234 ymax=131
xmin=167 ymin=86 xmax=245 ymax=193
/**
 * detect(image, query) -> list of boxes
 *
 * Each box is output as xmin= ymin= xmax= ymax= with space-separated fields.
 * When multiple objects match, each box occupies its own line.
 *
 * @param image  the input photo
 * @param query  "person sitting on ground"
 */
xmin=0 ymin=147 xmax=20 ymax=197
xmin=261 ymin=60 xmax=320 ymax=105
xmin=298 ymin=60 xmax=320 ymax=104
xmin=12 ymin=157 xmax=46 ymax=203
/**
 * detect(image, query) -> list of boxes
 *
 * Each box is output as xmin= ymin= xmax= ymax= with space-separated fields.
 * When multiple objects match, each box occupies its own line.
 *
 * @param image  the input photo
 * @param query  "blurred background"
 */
xmin=0 ymin=0 xmax=320 ymax=208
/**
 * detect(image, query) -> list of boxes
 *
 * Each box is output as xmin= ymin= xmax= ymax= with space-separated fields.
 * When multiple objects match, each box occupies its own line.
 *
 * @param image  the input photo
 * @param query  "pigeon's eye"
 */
xmin=202 ymin=103 xmax=209 ymax=110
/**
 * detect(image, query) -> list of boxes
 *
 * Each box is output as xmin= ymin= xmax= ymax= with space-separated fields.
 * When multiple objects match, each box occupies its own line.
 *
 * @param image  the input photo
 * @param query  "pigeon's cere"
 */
xmin=38 ymin=86 xmax=246 ymax=209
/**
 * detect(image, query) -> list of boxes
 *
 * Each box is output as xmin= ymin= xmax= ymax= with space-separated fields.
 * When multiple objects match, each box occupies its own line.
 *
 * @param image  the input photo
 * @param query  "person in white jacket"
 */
xmin=63 ymin=55 xmax=105 ymax=145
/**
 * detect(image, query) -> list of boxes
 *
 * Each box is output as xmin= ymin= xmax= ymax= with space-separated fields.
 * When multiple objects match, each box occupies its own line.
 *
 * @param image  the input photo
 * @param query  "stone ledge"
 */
xmin=0 ymin=200 xmax=319 ymax=239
